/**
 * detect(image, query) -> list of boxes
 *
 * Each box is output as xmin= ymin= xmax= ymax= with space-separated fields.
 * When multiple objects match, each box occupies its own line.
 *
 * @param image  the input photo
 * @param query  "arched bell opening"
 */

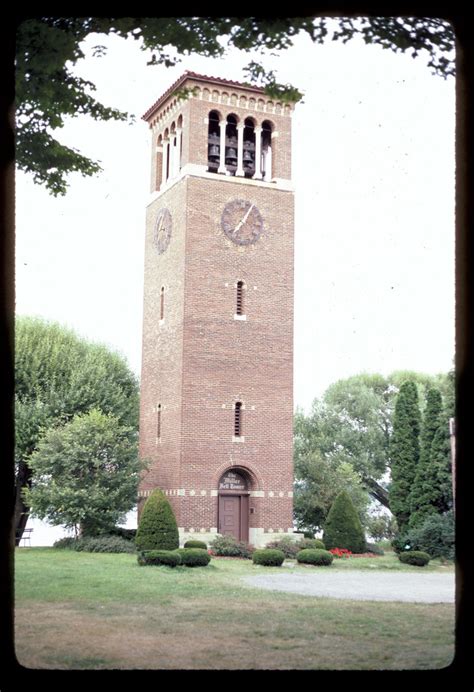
xmin=243 ymin=117 xmax=256 ymax=178
xmin=207 ymin=110 xmax=221 ymax=172
xmin=225 ymin=114 xmax=238 ymax=176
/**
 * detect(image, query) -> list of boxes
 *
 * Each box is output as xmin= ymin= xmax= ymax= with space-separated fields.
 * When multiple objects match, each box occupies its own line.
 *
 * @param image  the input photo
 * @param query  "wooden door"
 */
xmin=219 ymin=495 xmax=240 ymax=540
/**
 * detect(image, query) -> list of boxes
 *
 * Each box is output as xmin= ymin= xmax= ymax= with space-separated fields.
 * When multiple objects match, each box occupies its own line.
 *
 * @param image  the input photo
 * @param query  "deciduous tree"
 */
xmin=14 ymin=316 xmax=139 ymax=543
xmin=24 ymin=409 xmax=140 ymax=536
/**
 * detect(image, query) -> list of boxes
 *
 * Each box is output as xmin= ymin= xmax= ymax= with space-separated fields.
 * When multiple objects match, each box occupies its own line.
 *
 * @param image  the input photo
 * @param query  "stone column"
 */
xmin=236 ymin=123 xmax=245 ymax=177
xmin=218 ymin=119 xmax=227 ymax=174
xmin=253 ymin=126 xmax=262 ymax=180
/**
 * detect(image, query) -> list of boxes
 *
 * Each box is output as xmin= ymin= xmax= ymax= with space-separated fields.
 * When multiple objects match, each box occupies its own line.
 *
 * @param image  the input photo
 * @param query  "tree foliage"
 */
xmin=294 ymin=371 xmax=450 ymax=518
xmin=24 ymin=409 xmax=140 ymax=535
xmin=294 ymin=451 xmax=369 ymax=534
xmin=322 ymin=490 xmax=366 ymax=553
xmin=15 ymin=17 xmax=455 ymax=195
xmin=135 ymin=489 xmax=179 ymax=551
xmin=409 ymin=387 xmax=443 ymax=527
xmin=388 ymin=381 xmax=421 ymax=530
xmin=14 ymin=316 xmax=139 ymax=541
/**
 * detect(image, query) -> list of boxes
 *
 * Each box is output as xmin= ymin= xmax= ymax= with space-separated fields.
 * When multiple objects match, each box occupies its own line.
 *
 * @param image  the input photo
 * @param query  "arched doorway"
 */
xmin=218 ymin=469 xmax=250 ymax=542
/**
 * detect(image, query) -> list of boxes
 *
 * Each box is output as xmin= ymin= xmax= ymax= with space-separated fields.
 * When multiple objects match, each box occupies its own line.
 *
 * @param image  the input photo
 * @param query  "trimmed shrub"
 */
xmin=135 ymin=489 xmax=179 ymax=552
xmin=252 ymin=549 xmax=285 ymax=566
xmin=266 ymin=536 xmax=301 ymax=558
xmin=296 ymin=549 xmax=334 ymax=566
xmin=299 ymin=538 xmax=326 ymax=551
xmin=183 ymin=540 xmax=207 ymax=549
xmin=175 ymin=548 xmax=211 ymax=567
xmin=210 ymin=535 xmax=254 ymax=558
xmin=323 ymin=490 xmax=366 ymax=554
xmin=398 ymin=550 xmax=431 ymax=566
xmin=138 ymin=550 xmax=181 ymax=567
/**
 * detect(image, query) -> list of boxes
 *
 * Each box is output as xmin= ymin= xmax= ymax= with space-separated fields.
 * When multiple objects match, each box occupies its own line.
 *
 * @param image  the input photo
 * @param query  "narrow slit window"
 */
xmin=160 ymin=286 xmax=165 ymax=320
xmin=236 ymin=281 xmax=244 ymax=316
xmin=234 ymin=402 xmax=242 ymax=437
xmin=157 ymin=404 xmax=162 ymax=440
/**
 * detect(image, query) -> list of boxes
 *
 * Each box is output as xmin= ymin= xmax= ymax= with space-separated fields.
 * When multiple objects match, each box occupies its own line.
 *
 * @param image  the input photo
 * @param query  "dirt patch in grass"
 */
xmin=15 ymin=596 xmax=454 ymax=670
xmin=14 ymin=550 xmax=455 ymax=670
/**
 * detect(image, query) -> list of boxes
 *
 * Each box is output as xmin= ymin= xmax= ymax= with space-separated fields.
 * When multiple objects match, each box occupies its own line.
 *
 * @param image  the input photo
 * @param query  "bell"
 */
xmin=225 ymin=148 xmax=237 ymax=163
xmin=209 ymin=144 xmax=219 ymax=157
xmin=243 ymin=150 xmax=254 ymax=162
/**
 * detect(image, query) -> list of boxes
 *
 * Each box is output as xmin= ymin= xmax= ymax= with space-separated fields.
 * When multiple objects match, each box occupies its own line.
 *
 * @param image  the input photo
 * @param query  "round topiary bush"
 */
xmin=175 ymin=548 xmax=211 ymax=567
xmin=323 ymin=490 xmax=366 ymax=554
xmin=135 ymin=489 xmax=179 ymax=552
xmin=252 ymin=549 xmax=285 ymax=566
xmin=296 ymin=549 xmax=334 ymax=566
xmin=398 ymin=550 xmax=431 ymax=566
xmin=183 ymin=540 xmax=207 ymax=549
xmin=138 ymin=550 xmax=182 ymax=567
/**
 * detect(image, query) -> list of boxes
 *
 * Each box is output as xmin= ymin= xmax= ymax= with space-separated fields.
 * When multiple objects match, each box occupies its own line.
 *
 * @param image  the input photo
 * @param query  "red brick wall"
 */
xmin=139 ymin=76 xmax=295 ymax=535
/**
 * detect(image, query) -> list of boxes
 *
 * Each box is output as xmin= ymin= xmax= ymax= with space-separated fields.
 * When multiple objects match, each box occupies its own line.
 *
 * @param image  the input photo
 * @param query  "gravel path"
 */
xmin=242 ymin=569 xmax=455 ymax=603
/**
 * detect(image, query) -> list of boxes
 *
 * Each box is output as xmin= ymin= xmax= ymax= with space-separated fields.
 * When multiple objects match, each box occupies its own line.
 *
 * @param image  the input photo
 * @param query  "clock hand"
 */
xmin=233 ymin=203 xmax=254 ymax=235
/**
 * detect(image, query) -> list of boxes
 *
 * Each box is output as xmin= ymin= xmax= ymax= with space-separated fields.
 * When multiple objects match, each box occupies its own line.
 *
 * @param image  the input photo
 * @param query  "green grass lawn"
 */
xmin=14 ymin=548 xmax=455 ymax=670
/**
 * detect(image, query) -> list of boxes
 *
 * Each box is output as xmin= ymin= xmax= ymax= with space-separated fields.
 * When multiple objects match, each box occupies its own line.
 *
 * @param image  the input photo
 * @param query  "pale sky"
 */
xmin=15 ymin=25 xmax=455 ymax=415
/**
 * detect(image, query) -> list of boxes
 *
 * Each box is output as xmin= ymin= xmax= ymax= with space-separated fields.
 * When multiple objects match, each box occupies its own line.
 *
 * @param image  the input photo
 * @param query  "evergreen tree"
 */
xmin=135 ymin=489 xmax=179 ymax=551
xmin=431 ymin=421 xmax=454 ymax=513
xmin=389 ymin=381 xmax=421 ymax=530
xmin=409 ymin=388 xmax=443 ymax=527
xmin=322 ymin=490 xmax=366 ymax=553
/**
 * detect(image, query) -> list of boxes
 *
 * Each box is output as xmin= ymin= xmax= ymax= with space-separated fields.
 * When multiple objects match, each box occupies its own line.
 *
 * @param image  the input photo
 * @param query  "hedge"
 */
xmin=252 ymin=549 xmax=285 ymax=566
xmin=175 ymin=548 xmax=211 ymax=567
xmin=183 ymin=540 xmax=208 ymax=549
xmin=398 ymin=550 xmax=431 ymax=566
xmin=138 ymin=550 xmax=182 ymax=567
xmin=296 ymin=549 xmax=334 ymax=566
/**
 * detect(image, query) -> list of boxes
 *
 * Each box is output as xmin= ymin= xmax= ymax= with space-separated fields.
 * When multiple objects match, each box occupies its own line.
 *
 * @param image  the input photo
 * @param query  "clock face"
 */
xmin=153 ymin=208 xmax=172 ymax=254
xmin=221 ymin=199 xmax=263 ymax=245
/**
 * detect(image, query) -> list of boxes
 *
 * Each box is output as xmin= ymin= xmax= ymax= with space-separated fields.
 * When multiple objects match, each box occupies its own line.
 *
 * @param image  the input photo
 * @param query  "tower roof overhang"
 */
xmin=141 ymin=71 xmax=267 ymax=123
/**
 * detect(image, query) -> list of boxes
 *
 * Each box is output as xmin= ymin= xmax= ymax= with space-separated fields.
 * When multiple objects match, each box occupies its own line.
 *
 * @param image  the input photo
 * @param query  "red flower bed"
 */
xmin=329 ymin=548 xmax=352 ymax=558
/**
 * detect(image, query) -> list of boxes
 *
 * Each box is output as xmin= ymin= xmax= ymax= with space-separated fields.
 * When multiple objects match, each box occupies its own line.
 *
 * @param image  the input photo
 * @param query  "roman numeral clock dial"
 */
xmin=221 ymin=199 xmax=263 ymax=245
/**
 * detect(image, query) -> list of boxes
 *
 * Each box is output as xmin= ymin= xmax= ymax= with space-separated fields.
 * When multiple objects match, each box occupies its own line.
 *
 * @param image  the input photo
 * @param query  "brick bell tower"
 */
xmin=138 ymin=72 xmax=296 ymax=547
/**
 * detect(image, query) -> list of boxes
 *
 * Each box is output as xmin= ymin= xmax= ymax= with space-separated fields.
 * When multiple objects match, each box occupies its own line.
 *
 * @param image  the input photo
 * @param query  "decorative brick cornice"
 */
xmin=142 ymin=70 xmax=267 ymax=122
